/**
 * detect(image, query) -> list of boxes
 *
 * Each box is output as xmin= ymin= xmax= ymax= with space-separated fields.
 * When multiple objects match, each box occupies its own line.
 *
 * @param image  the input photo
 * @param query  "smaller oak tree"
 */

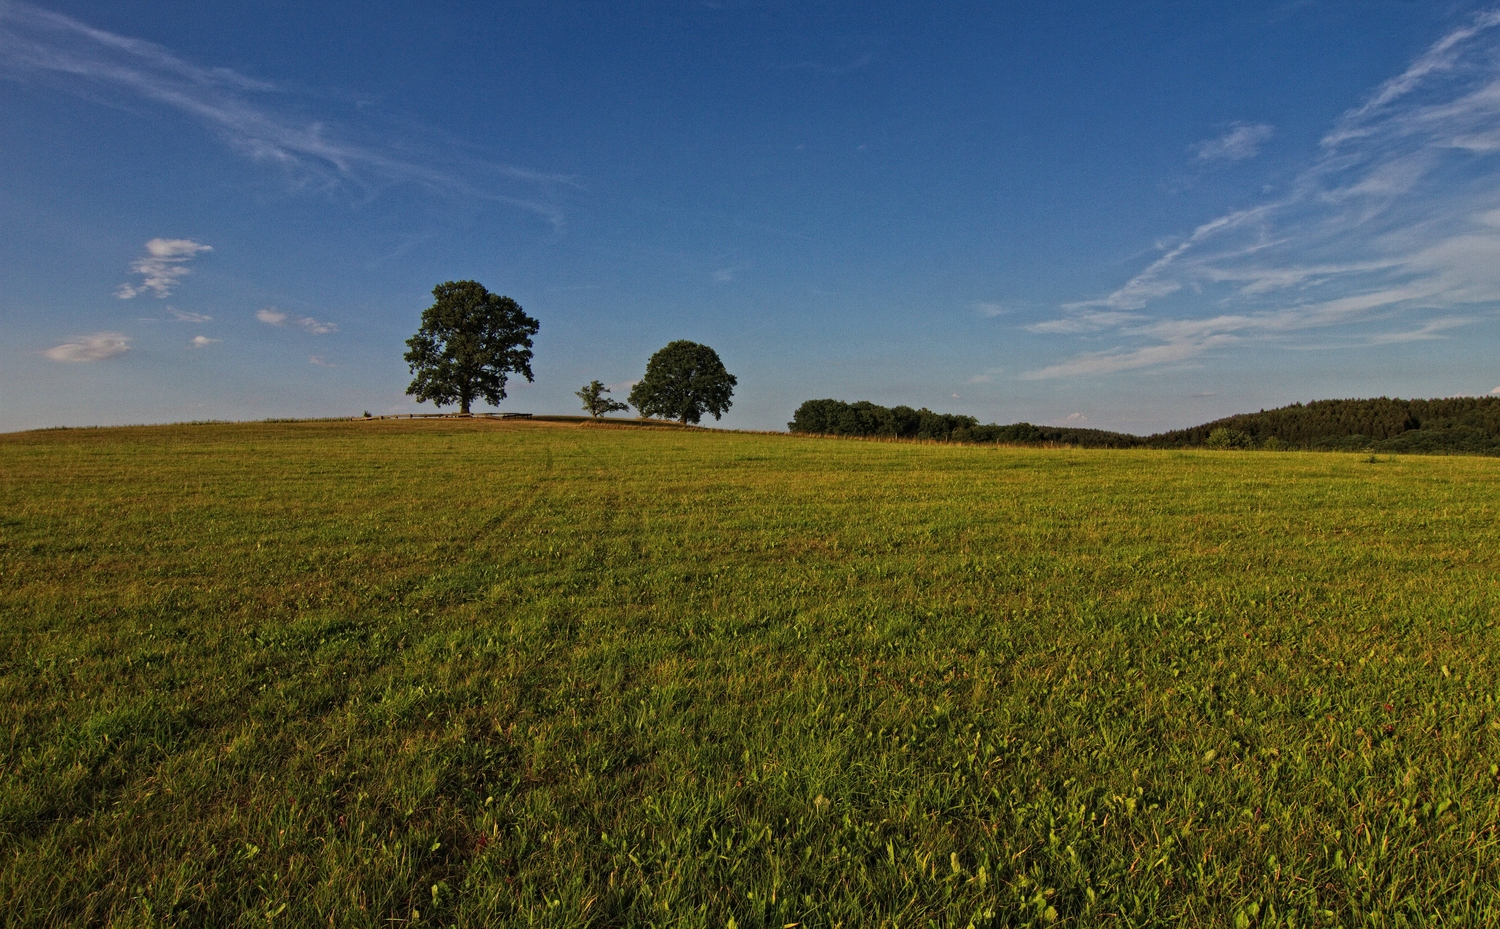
xmin=628 ymin=340 xmax=736 ymax=424
xmin=576 ymin=380 xmax=629 ymax=417
xmin=404 ymin=281 xmax=539 ymax=414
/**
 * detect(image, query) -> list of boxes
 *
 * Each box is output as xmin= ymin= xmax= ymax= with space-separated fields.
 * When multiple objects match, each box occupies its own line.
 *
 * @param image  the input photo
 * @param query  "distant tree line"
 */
xmin=789 ymin=396 xmax=1500 ymax=455
xmin=788 ymin=399 xmax=1138 ymax=447
xmin=789 ymin=400 xmax=979 ymax=442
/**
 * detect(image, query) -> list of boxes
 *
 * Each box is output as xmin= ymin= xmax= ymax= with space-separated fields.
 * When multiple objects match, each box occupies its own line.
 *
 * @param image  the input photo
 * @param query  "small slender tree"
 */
xmin=404 ymin=281 xmax=539 ymax=414
xmin=576 ymin=380 xmax=630 ymax=417
xmin=628 ymin=340 xmax=736 ymax=424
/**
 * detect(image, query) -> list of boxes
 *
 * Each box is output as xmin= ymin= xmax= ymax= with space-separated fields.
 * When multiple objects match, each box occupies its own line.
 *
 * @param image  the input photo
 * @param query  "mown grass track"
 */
xmin=1 ymin=419 xmax=1499 ymax=927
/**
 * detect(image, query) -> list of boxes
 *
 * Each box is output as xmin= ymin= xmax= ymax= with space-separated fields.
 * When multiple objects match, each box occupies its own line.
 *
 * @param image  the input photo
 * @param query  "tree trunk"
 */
xmin=460 ymin=395 xmax=471 ymax=415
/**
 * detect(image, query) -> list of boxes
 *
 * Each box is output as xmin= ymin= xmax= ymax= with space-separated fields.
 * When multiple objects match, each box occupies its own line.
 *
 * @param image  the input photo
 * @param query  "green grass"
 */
xmin=2 ymin=420 xmax=1499 ymax=927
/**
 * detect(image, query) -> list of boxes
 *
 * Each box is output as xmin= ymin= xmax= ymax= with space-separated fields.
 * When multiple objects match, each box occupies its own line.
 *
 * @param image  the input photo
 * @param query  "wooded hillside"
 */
xmin=1145 ymin=397 xmax=1500 ymax=453
xmin=789 ymin=396 xmax=1500 ymax=454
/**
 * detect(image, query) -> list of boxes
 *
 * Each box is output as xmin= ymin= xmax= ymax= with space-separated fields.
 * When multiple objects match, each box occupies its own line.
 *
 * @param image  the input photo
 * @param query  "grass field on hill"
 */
xmin=3 ymin=420 xmax=1500 ymax=927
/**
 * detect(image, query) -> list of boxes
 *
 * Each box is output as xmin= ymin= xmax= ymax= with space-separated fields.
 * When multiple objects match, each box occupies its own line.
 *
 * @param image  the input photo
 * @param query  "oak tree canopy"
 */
xmin=404 ymin=281 xmax=539 ymax=415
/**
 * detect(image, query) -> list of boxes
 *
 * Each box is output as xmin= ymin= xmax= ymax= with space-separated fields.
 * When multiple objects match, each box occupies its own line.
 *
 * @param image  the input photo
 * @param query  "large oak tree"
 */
xmin=404 ymin=281 xmax=539 ymax=414
xmin=628 ymin=340 xmax=736 ymax=424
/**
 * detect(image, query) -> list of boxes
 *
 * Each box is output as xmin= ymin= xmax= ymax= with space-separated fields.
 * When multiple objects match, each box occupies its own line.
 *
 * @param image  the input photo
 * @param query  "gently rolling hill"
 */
xmin=2 ymin=419 xmax=1499 ymax=926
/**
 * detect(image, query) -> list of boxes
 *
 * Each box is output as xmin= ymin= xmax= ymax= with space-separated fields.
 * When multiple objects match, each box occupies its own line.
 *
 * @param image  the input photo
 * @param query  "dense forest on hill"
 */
xmin=788 ymin=396 xmax=1500 ymax=455
xmin=1147 ymin=397 xmax=1500 ymax=453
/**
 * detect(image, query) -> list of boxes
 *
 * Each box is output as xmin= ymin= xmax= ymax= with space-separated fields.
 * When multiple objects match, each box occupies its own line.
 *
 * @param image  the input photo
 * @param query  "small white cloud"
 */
xmin=297 ymin=317 xmax=337 ymax=334
xmin=951 ymin=393 xmax=961 ymax=399
xmin=712 ymin=268 xmax=735 ymax=283
xmin=1491 ymin=385 xmax=1500 ymax=396
xmin=1192 ymin=122 xmax=1274 ymax=162
xmin=309 ymin=354 xmax=336 ymax=366
xmin=115 ymin=238 xmax=211 ymax=298
xmin=966 ymin=374 xmax=993 ymax=384
xmin=169 ymin=308 xmax=212 ymax=323
xmin=256 ymin=307 xmax=336 ymax=333
xmin=972 ymin=302 xmax=1008 ymax=317
xmin=1063 ymin=412 xmax=1089 ymax=424
xmin=190 ymin=335 xmax=221 ymax=347
xmin=1191 ymin=391 xmax=1217 ymax=398
xmin=45 ymin=332 xmax=130 ymax=362
xmin=146 ymin=238 xmax=209 ymax=259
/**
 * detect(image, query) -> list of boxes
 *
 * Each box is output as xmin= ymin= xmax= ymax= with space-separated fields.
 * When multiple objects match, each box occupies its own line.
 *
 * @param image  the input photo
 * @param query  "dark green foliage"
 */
xmin=787 ymin=399 xmax=977 ymax=441
xmin=404 ymin=281 xmax=539 ymax=414
xmin=789 ymin=399 xmax=1140 ymax=447
xmin=1204 ymin=427 xmax=1254 ymax=450
xmin=1147 ymin=396 xmax=1500 ymax=454
xmin=957 ymin=422 xmax=1141 ymax=448
xmin=628 ymin=341 xmax=736 ymax=424
xmin=1377 ymin=425 xmax=1500 ymax=454
xmin=959 ymin=421 xmax=1047 ymax=444
xmin=575 ymin=380 xmax=629 ymax=417
xmin=792 ymin=396 xmax=1500 ymax=455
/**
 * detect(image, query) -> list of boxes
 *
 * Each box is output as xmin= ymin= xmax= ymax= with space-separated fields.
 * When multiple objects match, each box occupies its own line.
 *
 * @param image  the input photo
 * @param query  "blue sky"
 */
xmin=4 ymin=0 xmax=1500 ymax=433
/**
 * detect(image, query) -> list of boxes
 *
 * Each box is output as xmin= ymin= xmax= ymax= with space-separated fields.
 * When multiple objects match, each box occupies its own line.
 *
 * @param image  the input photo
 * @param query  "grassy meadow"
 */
xmin=2 ymin=419 xmax=1499 ymax=927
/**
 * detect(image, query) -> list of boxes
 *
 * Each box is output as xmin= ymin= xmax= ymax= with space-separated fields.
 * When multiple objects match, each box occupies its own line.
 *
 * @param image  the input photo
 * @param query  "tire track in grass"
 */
xmin=405 ymin=426 xmax=560 ymax=613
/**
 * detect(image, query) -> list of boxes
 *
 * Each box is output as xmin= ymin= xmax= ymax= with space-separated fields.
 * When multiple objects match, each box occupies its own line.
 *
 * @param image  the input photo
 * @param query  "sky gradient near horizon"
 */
xmin=4 ymin=0 xmax=1500 ymax=433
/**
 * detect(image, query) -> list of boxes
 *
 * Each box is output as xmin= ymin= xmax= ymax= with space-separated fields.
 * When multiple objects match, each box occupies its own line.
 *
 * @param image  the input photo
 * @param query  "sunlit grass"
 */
xmin=2 ymin=419 xmax=1498 ymax=926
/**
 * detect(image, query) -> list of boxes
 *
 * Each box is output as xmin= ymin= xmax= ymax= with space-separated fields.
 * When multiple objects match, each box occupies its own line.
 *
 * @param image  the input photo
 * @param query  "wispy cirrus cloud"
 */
xmin=45 ymin=331 xmax=130 ymax=362
xmin=115 ymin=238 xmax=211 ymax=298
xmin=256 ymin=307 xmax=337 ymax=334
xmin=773 ymin=36 xmax=884 ymax=76
xmin=1192 ymin=122 xmax=1274 ymax=162
xmin=0 ymin=1 xmax=571 ymax=228
xmin=1028 ymin=8 xmax=1500 ymax=379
